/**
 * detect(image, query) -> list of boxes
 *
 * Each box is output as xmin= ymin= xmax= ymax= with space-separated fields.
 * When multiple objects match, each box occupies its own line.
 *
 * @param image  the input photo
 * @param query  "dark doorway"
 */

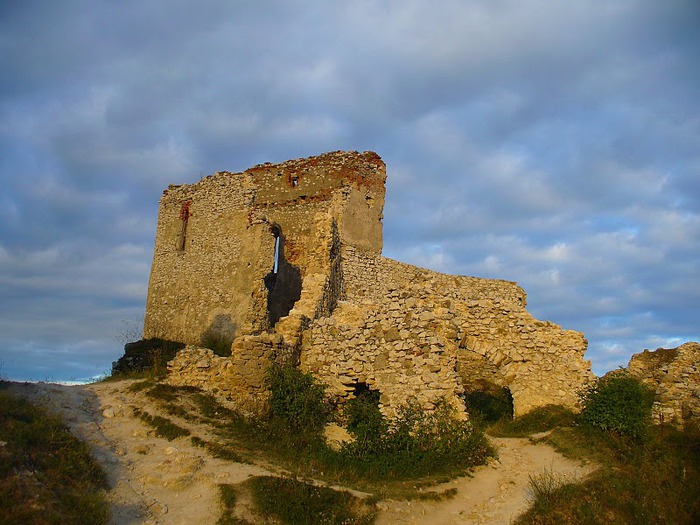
xmin=264 ymin=226 xmax=302 ymax=327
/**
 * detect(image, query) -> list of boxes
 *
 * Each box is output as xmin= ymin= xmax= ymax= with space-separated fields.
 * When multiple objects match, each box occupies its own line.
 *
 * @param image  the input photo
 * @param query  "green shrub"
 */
xmin=247 ymin=476 xmax=376 ymax=525
xmin=266 ymin=364 xmax=330 ymax=434
xmin=579 ymin=372 xmax=655 ymax=440
xmin=346 ymin=389 xmax=386 ymax=452
xmin=342 ymin=397 xmax=492 ymax=478
xmin=200 ymin=332 xmax=233 ymax=357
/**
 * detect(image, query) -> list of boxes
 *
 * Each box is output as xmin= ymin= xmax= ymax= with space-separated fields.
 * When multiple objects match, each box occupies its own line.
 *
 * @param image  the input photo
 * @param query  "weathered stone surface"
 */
xmin=144 ymin=151 xmax=593 ymax=418
xmin=627 ymin=342 xmax=700 ymax=427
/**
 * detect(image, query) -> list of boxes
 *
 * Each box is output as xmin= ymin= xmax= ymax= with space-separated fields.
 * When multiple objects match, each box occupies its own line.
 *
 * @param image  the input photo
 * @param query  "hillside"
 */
xmin=6 ymin=379 xmax=590 ymax=524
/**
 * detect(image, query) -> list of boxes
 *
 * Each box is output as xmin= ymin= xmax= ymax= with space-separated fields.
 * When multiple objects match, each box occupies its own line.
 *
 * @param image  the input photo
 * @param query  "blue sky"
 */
xmin=1 ymin=0 xmax=698 ymax=382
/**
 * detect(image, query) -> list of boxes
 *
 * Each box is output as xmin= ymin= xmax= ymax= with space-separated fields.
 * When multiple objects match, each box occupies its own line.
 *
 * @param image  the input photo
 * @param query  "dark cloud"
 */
xmin=1 ymin=0 xmax=698 ymax=380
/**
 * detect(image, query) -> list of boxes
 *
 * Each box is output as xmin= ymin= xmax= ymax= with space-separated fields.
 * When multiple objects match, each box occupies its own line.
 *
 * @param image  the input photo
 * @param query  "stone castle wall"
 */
xmin=149 ymin=150 xmax=594 ymax=419
xmin=144 ymin=151 xmax=385 ymax=346
xmin=628 ymin=342 xmax=700 ymax=426
xmin=301 ymin=247 xmax=592 ymax=417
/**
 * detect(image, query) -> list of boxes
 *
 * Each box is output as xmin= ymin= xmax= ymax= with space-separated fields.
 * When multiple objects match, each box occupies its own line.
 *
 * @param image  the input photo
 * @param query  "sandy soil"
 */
xmin=9 ymin=380 xmax=593 ymax=525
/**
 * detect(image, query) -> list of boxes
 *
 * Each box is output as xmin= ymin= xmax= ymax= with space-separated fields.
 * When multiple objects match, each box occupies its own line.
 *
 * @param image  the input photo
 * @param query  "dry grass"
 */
xmin=0 ymin=386 xmax=109 ymax=524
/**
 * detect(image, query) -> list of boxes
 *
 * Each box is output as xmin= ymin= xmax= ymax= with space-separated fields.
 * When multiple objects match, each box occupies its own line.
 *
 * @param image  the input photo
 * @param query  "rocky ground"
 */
xmin=8 ymin=380 xmax=592 ymax=525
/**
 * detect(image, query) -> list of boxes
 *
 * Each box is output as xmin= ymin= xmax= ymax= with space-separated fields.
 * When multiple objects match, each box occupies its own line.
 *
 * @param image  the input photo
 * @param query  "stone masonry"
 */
xmin=144 ymin=151 xmax=593 ymax=418
xmin=628 ymin=342 xmax=700 ymax=427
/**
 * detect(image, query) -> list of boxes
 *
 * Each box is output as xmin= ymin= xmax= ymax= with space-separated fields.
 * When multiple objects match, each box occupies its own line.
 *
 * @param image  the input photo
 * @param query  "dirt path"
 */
xmin=9 ymin=380 xmax=593 ymax=525
xmin=9 ymin=380 xmax=273 ymax=524
xmin=375 ymin=435 xmax=592 ymax=525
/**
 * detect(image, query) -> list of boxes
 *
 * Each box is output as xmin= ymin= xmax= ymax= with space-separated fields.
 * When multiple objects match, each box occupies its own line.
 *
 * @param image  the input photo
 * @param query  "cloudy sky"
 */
xmin=1 ymin=0 xmax=698 ymax=382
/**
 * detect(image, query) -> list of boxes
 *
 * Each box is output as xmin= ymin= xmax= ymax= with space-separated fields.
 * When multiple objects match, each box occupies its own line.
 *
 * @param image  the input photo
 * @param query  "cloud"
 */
xmin=1 ymin=0 xmax=699 ymax=380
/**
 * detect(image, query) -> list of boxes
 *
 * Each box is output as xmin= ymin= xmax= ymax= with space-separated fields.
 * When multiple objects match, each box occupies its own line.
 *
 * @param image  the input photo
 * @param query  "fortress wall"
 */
xmin=144 ymin=151 xmax=386 ymax=346
xmin=301 ymin=246 xmax=592 ymax=417
xmin=143 ymin=172 xmax=264 ymax=345
xmin=144 ymin=150 xmax=593 ymax=419
xmin=628 ymin=342 xmax=700 ymax=426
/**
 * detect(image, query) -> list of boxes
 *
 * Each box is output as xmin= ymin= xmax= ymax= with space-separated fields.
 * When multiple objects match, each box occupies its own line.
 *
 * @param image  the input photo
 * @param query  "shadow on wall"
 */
xmin=200 ymin=314 xmax=236 ymax=356
xmin=264 ymin=227 xmax=302 ymax=327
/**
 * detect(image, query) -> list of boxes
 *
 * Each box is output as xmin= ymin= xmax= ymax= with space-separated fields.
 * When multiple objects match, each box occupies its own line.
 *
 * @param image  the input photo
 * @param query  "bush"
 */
xmin=346 ymin=389 xmax=386 ymax=452
xmin=579 ymin=371 xmax=655 ymax=440
xmin=342 ymin=397 xmax=492 ymax=478
xmin=266 ymin=364 xmax=330 ymax=434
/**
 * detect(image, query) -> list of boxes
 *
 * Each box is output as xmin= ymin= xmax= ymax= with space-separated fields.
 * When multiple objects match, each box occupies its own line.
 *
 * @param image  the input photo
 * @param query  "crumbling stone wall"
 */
xmin=302 ymin=247 xmax=592 ymax=417
xmin=144 ymin=150 xmax=385 ymax=345
xmin=627 ymin=342 xmax=700 ymax=426
xmin=167 ymin=334 xmax=297 ymax=414
xmin=145 ymin=150 xmax=593 ymax=419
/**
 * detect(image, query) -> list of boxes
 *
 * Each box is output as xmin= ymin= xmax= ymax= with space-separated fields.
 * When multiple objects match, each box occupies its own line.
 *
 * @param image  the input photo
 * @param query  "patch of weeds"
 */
xmin=132 ymin=407 xmax=190 ymax=441
xmin=414 ymin=487 xmax=458 ymax=501
xmin=144 ymin=383 xmax=201 ymax=403
xmin=247 ymin=475 xmax=376 ymax=525
xmin=217 ymin=484 xmax=253 ymax=525
xmin=0 ymin=390 xmax=109 ymax=524
xmin=526 ymin=468 xmax=573 ymax=506
xmin=127 ymin=380 xmax=155 ymax=393
xmin=488 ymin=405 xmax=576 ymax=437
xmin=191 ymin=436 xmax=245 ymax=463
xmin=517 ymin=422 xmax=700 ymax=524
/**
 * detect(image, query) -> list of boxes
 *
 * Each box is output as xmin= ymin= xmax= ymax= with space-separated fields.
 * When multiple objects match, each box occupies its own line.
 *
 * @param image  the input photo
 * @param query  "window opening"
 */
xmin=176 ymin=200 xmax=191 ymax=251
xmin=272 ymin=226 xmax=281 ymax=273
xmin=264 ymin=225 xmax=302 ymax=328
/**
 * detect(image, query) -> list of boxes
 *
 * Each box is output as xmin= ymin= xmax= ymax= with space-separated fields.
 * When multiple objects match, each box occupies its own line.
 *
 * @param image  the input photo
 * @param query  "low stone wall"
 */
xmin=166 ymin=334 xmax=297 ymax=415
xmin=628 ymin=342 xmax=700 ymax=426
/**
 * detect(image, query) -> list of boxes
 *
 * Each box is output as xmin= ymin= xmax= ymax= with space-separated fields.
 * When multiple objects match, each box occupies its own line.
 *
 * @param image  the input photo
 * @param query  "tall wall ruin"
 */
xmin=145 ymin=151 xmax=593 ymax=417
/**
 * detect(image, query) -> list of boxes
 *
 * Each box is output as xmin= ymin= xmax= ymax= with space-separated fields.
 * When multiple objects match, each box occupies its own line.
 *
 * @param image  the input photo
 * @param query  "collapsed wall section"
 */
xmin=301 ymin=246 xmax=593 ymax=417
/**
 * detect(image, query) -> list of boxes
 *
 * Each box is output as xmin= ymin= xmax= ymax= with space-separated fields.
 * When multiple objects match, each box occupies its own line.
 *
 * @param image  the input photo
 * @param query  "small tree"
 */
xmin=579 ymin=371 xmax=655 ymax=440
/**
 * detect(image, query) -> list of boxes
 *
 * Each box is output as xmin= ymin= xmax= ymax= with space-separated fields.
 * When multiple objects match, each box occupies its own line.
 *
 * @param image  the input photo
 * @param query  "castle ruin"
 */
xmin=143 ymin=151 xmax=593 ymax=418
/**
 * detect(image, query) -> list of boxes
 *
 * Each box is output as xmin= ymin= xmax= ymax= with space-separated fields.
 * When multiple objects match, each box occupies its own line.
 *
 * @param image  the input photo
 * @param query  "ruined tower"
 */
xmin=145 ymin=151 xmax=593 ymax=417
